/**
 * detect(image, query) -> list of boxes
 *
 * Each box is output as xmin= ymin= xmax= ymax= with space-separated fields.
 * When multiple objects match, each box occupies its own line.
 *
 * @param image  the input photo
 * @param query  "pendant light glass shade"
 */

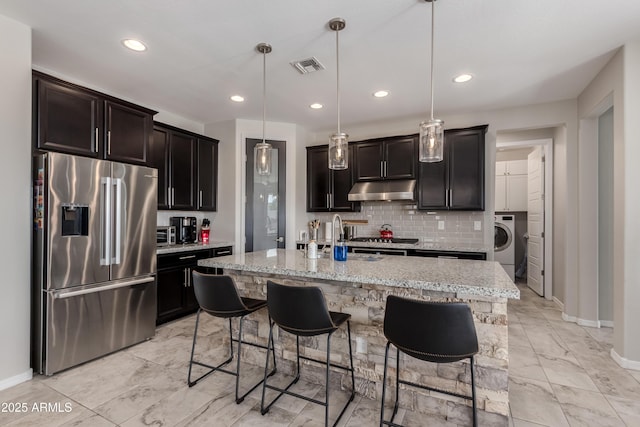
xmin=255 ymin=42 xmax=272 ymax=176
xmin=255 ymin=141 xmax=271 ymax=175
xmin=328 ymin=18 xmax=348 ymax=170
xmin=329 ymin=132 xmax=348 ymax=169
xmin=419 ymin=119 xmax=444 ymax=162
xmin=419 ymin=0 xmax=444 ymax=163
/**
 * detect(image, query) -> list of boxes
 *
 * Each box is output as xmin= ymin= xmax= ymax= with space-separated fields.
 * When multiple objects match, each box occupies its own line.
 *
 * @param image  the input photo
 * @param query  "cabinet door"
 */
xmin=331 ymin=145 xmax=360 ymax=211
xmin=197 ymin=138 xmax=218 ymax=211
xmin=448 ymin=128 xmax=485 ymax=210
xmin=495 ymin=161 xmax=507 ymax=176
xmin=156 ymin=267 xmax=188 ymax=324
xmin=170 ymin=131 xmax=197 ymax=210
xmin=104 ymin=100 xmax=152 ymax=165
xmin=149 ymin=127 xmax=170 ymax=209
xmin=507 ymin=174 xmax=528 ymax=211
xmin=417 ymin=159 xmax=447 ymax=209
xmin=384 ymin=136 xmax=416 ymax=180
xmin=507 ymin=159 xmax=528 ymax=175
xmin=307 ymin=147 xmax=331 ymax=212
xmin=354 ymin=141 xmax=384 ymax=181
xmin=495 ymin=174 xmax=507 ymax=211
xmin=36 ymin=78 xmax=101 ymax=157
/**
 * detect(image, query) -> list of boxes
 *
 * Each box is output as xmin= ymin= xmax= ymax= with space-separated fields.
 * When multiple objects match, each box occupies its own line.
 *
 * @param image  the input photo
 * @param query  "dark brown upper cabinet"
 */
xmin=33 ymin=71 xmax=155 ymax=165
xmin=354 ymin=135 xmax=417 ymax=181
xmin=306 ymin=145 xmax=360 ymax=212
xmin=418 ymin=125 xmax=487 ymax=211
xmin=150 ymin=122 xmax=218 ymax=211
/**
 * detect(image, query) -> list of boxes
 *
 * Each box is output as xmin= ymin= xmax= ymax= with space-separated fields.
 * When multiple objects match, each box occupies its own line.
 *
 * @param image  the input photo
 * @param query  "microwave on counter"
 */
xmin=156 ymin=226 xmax=176 ymax=246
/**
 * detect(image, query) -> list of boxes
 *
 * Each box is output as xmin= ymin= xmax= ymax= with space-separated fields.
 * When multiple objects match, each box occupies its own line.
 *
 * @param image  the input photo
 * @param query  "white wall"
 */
xmin=0 ymin=15 xmax=32 ymax=389
xmin=621 ymin=41 xmax=640 ymax=365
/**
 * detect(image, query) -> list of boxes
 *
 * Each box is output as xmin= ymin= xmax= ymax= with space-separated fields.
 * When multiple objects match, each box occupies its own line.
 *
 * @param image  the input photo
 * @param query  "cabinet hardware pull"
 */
xmin=384 ymin=161 xmax=388 ymax=177
xmin=171 ymin=187 xmax=175 ymax=206
xmin=199 ymin=190 xmax=203 ymax=208
xmin=183 ymin=268 xmax=187 ymax=287
xmin=326 ymin=193 xmax=330 ymax=209
xmin=107 ymin=130 xmax=111 ymax=155
xmin=167 ymin=187 xmax=171 ymax=207
xmin=217 ymin=250 xmax=231 ymax=256
xmin=380 ymin=161 xmax=384 ymax=178
xmin=179 ymin=255 xmax=197 ymax=260
xmin=94 ymin=128 xmax=99 ymax=153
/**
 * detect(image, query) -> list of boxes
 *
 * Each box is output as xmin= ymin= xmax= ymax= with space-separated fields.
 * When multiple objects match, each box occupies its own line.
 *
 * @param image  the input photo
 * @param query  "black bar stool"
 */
xmin=188 ymin=271 xmax=276 ymax=403
xmin=380 ymin=295 xmax=479 ymax=427
xmin=260 ymin=280 xmax=355 ymax=427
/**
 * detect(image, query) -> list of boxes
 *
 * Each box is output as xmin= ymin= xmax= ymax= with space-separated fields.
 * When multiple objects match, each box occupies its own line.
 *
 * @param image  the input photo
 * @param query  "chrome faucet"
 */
xmin=332 ymin=214 xmax=343 ymax=259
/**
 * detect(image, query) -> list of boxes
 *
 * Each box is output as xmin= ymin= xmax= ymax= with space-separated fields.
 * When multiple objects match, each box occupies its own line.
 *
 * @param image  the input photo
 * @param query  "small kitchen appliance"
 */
xmin=170 ymin=216 xmax=197 ymax=244
xmin=156 ymin=226 xmax=176 ymax=246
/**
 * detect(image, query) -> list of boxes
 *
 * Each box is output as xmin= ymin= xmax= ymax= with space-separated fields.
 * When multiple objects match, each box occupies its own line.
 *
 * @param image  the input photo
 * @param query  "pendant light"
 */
xmin=419 ymin=0 xmax=444 ymax=163
xmin=255 ymin=43 xmax=272 ymax=176
xmin=328 ymin=18 xmax=348 ymax=170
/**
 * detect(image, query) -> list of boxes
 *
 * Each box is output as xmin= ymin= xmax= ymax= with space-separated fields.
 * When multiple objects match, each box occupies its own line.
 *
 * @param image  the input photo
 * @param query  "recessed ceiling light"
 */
xmin=230 ymin=95 xmax=245 ymax=102
xmin=310 ymin=103 xmax=323 ymax=109
xmin=373 ymin=90 xmax=389 ymax=98
xmin=122 ymin=39 xmax=147 ymax=52
xmin=453 ymin=74 xmax=473 ymax=83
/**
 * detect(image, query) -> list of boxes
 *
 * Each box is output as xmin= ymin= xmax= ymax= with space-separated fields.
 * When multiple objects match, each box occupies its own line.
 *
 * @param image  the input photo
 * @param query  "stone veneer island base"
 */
xmin=199 ymin=249 xmax=519 ymax=426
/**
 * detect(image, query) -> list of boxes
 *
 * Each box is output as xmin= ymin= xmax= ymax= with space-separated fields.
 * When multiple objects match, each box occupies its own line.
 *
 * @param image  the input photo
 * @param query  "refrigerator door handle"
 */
xmin=53 ymin=276 xmax=154 ymax=299
xmin=113 ymin=178 xmax=123 ymax=265
xmin=101 ymin=176 xmax=112 ymax=266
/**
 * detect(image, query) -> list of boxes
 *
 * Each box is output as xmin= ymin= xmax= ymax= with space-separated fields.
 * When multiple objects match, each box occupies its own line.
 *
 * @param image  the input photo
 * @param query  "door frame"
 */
xmin=496 ymin=138 xmax=553 ymax=300
xmin=245 ymin=138 xmax=286 ymax=252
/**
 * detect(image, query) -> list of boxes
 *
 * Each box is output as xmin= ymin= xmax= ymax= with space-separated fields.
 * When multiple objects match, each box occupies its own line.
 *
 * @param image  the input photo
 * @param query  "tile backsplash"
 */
xmin=310 ymin=202 xmax=485 ymax=244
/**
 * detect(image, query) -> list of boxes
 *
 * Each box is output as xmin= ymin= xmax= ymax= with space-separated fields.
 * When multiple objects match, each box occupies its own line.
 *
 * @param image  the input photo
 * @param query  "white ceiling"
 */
xmin=2 ymin=0 xmax=640 ymax=132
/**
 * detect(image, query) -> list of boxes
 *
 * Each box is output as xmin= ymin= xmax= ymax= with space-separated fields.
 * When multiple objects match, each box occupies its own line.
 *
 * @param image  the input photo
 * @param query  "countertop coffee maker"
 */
xmin=170 ymin=216 xmax=197 ymax=244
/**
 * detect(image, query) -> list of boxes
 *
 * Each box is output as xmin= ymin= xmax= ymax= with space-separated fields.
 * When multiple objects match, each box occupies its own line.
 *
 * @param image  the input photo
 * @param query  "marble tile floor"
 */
xmin=1 ymin=283 xmax=639 ymax=426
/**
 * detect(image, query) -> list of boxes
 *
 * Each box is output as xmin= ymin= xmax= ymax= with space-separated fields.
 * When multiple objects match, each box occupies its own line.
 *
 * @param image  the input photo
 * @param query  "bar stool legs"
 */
xmin=188 ymin=308 xmax=277 ymax=404
xmin=260 ymin=319 xmax=355 ymax=427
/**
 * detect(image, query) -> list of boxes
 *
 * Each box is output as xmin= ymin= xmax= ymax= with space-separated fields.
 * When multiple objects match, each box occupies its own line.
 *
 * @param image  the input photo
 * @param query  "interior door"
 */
xmin=246 ymin=139 xmax=286 ymax=252
xmin=527 ymin=147 xmax=544 ymax=296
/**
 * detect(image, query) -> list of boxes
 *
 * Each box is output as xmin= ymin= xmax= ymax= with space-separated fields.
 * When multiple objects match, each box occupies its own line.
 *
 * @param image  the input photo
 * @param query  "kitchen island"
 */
xmin=199 ymin=249 xmax=519 ymax=425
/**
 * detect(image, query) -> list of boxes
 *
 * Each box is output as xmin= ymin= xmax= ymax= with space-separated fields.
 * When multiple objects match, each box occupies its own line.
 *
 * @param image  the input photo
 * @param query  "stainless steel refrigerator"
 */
xmin=33 ymin=152 xmax=157 ymax=375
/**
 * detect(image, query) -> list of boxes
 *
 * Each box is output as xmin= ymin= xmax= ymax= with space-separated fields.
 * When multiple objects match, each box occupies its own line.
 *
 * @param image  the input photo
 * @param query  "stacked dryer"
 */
xmin=494 ymin=215 xmax=515 ymax=281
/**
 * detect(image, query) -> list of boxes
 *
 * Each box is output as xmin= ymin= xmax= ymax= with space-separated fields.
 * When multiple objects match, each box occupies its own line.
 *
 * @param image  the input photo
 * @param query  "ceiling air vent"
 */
xmin=290 ymin=57 xmax=325 ymax=74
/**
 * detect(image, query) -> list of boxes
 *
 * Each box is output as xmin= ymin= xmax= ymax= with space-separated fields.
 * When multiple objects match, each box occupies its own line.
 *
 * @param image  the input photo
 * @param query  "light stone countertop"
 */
xmin=198 ymin=249 xmax=519 ymax=299
xmin=156 ymin=240 xmax=234 ymax=255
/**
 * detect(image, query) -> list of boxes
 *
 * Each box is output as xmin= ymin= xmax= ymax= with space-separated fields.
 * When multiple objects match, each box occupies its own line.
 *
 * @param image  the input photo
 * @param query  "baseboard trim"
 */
xmin=0 ymin=369 xmax=32 ymax=391
xmin=553 ymin=297 xmax=564 ymax=310
xmin=611 ymin=348 xmax=640 ymax=371
xmin=561 ymin=312 xmax=601 ymax=328
xmin=600 ymin=320 xmax=614 ymax=328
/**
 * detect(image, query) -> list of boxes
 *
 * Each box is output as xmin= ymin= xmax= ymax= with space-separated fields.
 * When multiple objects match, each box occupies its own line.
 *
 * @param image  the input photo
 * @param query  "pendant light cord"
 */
xmin=429 ymin=0 xmax=435 ymax=121
xmin=336 ymin=28 xmax=341 ymax=135
xmin=262 ymin=49 xmax=267 ymax=143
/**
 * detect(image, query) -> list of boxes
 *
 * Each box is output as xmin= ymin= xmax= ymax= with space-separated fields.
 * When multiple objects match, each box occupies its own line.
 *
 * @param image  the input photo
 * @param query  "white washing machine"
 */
xmin=494 ymin=215 xmax=515 ymax=281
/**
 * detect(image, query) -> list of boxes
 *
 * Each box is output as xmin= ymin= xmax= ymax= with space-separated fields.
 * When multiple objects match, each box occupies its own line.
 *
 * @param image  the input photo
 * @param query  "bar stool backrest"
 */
xmin=192 ymin=271 xmax=248 ymax=318
xmin=266 ymin=280 xmax=336 ymax=336
xmin=384 ymin=295 xmax=479 ymax=363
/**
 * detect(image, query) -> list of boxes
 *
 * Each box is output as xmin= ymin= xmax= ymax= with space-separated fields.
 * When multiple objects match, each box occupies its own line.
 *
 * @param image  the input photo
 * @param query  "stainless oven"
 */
xmin=157 ymin=226 xmax=176 ymax=246
xmin=351 ymin=247 xmax=408 ymax=256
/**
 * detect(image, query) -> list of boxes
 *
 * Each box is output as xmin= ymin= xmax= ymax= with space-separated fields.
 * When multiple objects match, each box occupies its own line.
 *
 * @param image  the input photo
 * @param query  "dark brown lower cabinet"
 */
xmin=156 ymin=246 xmax=232 ymax=325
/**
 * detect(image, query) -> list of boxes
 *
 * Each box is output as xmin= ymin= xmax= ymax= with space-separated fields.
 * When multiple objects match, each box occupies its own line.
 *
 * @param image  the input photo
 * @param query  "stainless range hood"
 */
xmin=347 ymin=179 xmax=416 ymax=202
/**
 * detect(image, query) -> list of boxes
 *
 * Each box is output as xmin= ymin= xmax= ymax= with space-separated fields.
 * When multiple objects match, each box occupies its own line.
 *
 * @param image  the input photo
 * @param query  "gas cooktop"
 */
xmin=349 ymin=237 xmax=419 ymax=244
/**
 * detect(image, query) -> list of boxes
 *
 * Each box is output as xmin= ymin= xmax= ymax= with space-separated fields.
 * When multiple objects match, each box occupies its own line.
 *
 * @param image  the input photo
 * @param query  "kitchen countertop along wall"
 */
xmin=156 ymin=240 xmax=234 ymax=255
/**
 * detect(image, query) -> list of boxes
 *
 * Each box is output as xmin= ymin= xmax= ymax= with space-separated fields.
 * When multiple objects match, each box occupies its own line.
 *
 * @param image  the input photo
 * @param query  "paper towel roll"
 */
xmin=325 ymin=222 xmax=332 ymax=240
